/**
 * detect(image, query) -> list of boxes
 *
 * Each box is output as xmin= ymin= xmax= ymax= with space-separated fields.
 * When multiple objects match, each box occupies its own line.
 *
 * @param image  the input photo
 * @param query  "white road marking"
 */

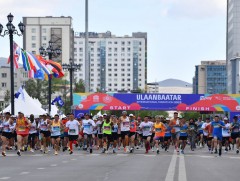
xmin=71 ymin=158 xmax=77 ymax=161
xmin=37 ymin=168 xmax=46 ymax=170
xmin=178 ymin=155 xmax=187 ymax=181
xmin=19 ymin=172 xmax=30 ymax=175
xmin=198 ymin=156 xmax=214 ymax=158
xmin=50 ymin=164 xmax=57 ymax=167
xmin=0 ymin=177 xmax=10 ymax=180
xmin=62 ymin=161 xmax=69 ymax=163
xmin=143 ymin=155 xmax=156 ymax=157
xmin=165 ymin=151 xmax=177 ymax=181
xmin=230 ymin=157 xmax=240 ymax=159
xmin=116 ymin=154 xmax=128 ymax=156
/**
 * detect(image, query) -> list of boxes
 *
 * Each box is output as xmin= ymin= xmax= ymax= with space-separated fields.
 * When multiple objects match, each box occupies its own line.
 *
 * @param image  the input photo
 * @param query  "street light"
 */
xmin=62 ymin=58 xmax=81 ymax=107
xmin=39 ymin=41 xmax=62 ymax=114
xmin=0 ymin=13 xmax=25 ymax=115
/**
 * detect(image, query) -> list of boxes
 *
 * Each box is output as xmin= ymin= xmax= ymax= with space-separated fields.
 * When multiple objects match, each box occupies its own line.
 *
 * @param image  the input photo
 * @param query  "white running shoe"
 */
xmin=30 ymin=149 xmax=34 ymax=153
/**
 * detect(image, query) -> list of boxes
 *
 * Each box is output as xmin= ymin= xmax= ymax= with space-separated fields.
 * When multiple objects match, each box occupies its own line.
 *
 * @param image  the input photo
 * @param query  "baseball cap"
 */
xmin=122 ymin=111 xmax=127 ymax=114
xmin=223 ymin=117 xmax=228 ymax=120
xmin=166 ymin=117 xmax=170 ymax=121
xmin=18 ymin=111 xmax=24 ymax=114
xmin=103 ymin=113 xmax=107 ymax=116
xmin=129 ymin=114 xmax=134 ymax=117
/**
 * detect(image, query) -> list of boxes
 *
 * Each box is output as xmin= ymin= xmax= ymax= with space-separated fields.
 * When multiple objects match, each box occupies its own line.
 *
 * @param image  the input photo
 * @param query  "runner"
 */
xmin=169 ymin=112 xmax=181 ymax=153
xmin=102 ymin=116 xmax=113 ymax=153
xmin=222 ymin=117 xmax=231 ymax=153
xmin=129 ymin=114 xmax=137 ymax=153
xmin=96 ymin=115 xmax=104 ymax=150
xmin=38 ymin=114 xmax=51 ymax=154
xmin=153 ymin=115 xmax=166 ymax=154
xmin=111 ymin=115 xmax=119 ymax=153
xmin=16 ymin=112 xmax=31 ymax=156
xmin=179 ymin=117 xmax=188 ymax=154
xmin=28 ymin=114 xmax=37 ymax=153
xmin=211 ymin=115 xmax=225 ymax=157
xmin=82 ymin=113 xmax=96 ymax=153
xmin=196 ymin=117 xmax=204 ymax=148
xmin=188 ymin=118 xmax=198 ymax=151
xmin=49 ymin=114 xmax=63 ymax=155
xmin=119 ymin=111 xmax=130 ymax=153
xmin=1 ymin=112 xmax=14 ymax=156
xmin=230 ymin=116 xmax=240 ymax=154
xmin=136 ymin=116 xmax=143 ymax=149
xmin=66 ymin=113 xmax=80 ymax=154
xmin=139 ymin=116 xmax=154 ymax=154
xmin=202 ymin=117 xmax=211 ymax=150
xmin=61 ymin=115 xmax=70 ymax=152
xmin=163 ymin=118 xmax=172 ymax=152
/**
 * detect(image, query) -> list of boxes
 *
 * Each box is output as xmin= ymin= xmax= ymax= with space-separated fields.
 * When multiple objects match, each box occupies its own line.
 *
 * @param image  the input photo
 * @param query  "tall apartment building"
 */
xmin=193 ymin=60 xmax=227 ymax=94
xmin=74 ymin=31 xmax=147 ymax=92
xmin=23 ymin=16 xmax=74 ymax=64
xmin=227 ymin=0 xmax=240 ymax=93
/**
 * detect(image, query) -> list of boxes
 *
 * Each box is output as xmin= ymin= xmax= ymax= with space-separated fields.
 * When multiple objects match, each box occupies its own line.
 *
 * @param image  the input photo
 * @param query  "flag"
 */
xmin=7 ymin=41 xmax=21 ymax=69
xmin=14 ymin=86 xmax=25 ymax=101
xmin=51 ymin=96 xmax=64 ymax=107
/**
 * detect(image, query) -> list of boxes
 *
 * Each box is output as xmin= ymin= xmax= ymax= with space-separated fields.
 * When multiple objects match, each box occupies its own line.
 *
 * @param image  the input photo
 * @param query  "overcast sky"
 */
xmin=0 ymin=0 xmax=227 ymax=83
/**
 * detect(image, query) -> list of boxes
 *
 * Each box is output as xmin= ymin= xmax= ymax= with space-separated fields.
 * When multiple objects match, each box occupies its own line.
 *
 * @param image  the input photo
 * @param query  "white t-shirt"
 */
xmin=82 ymin=119 xmax=96 ymax=135
xmin=201 ymin=122 xmax=210 ymax=136
xmin=120 ymin=116 xmax=130 ymax=132
xmin=66 ymin=120 xmax=80 ymax=135
xmin=139 ymin=121 xmax=153 ymax=136
xmin=96 ymin=120 xmax=103 ymax=134
xmin=29 ymin=120 xmax=37 ymax=134
xmin=222 ymin=123 xmax=230 ymax=137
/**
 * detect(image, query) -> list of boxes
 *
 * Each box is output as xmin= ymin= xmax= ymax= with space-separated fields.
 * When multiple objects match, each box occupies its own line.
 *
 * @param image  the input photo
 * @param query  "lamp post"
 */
xmin=62 ymin=58 xmax=81 ymax=107
xmin=39 ymin=41 xmax=62 ymax=114
xmin=0 ymin=13 xmax=25 ymax=115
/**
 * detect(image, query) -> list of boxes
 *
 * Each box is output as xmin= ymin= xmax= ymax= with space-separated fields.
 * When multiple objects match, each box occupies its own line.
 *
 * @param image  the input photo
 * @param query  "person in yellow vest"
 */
xmin=16 ymin=112 xmax=31 ymax=156
xmin=49 ymin=114 xmax=63 ymax=155
xmin=102 ymin=116 xmax=113 ymax=153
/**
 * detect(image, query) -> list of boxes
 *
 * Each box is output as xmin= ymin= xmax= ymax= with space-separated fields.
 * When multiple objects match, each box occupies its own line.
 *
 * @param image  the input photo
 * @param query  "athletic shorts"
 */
xmin=213 ymin=135 xmax=222 ymax=141
xmin=98 ymin=134 xmax=103 ymax=139
xmin=203 ymin=135 xmax=208 ymax=142
xmin=112 ymin=132 xmax=118 ymax=141
xmin=179 ymin=136 xmax=187 ymax=141
xmin=121 ymin=131 xmax=130 ymax=139
xmin=222 ymin=137 xmax=230 ymax=144
xmin=142 ymin=135 xmax=151 ymax=140
xmin=207 ymin=137 xmax=213 ymax=141
xmin=84 ymin=133 xmax=93 ymax=139
xmin=68 ymin=135 xmax=79 ymax=141
xmin=17 ymin=134 xmax=28 ymax=137
xmin=164 ymin=136 xmax=171 ymax=142
xmin=154 ymin=136 xmax=164 ymax=142
xmin=40 ymin=130 xmax=51 ymax=137
xmin=137 ymin=133 xmax=143 ymax=139
xmin=129 ymin=132 xmax=136 ymax=137
xmin=2 ymin=132 xmax=13 ymax=139
xmin=172 ymin=132 xmax=180 ymax=139
xmin=231 ymin=133 xmax=239 ymax=140
xmin=64 ymin=132 xmax=69 ymax=137
xmin=103 ymin=133 xmax=113 ymax=142
xmin=51 ymin=135 xmax=61 ymax=139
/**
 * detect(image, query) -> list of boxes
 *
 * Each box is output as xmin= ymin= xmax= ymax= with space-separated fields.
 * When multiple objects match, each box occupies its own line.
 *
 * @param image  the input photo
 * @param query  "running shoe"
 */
xmin=2 ymin=152 xmax=6 ymax=157
xmin=69 ymin=151 xmax=73 ymax=155
xmin=30 ymin=149 xmax=34 ymax=153
xmin=130 ymin=148 xmax=133 ymax=153
xmin=157 ymin=149 xmax=160 ymax=154
xmin=90 ymin=149 xmax=93 ymax=154
xmin=17 ymin=151 xmax=21 ymax=156
xmin=181 ymin=150 xmax=184 ymax=154
xmin=102 ymin=148 xmax=106 ymax=154
xmin=236 ymin=150 xmax=239 ymax=154
xmin=113 ymin=149 xmax=116 ymax=154
xmin=55 ymin=151 xmax=58 ymax=155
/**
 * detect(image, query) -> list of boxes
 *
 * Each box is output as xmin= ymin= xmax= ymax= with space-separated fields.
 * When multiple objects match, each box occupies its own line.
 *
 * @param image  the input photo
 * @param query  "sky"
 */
xmin=0 ymin=0 xmax=227 ymax=83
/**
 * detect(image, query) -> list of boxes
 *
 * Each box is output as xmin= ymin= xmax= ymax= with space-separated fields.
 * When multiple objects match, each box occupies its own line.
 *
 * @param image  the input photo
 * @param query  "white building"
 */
xmin=74 ymin=31 xmax=147 ymax=92
xmin=227 ymin=0 xmax=240 ymax=93
xmin=22 ymin=16 xmax=74 ymax=64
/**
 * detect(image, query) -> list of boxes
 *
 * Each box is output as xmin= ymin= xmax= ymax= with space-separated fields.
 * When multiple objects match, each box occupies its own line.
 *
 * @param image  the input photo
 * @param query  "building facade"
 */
xmin=23 ymin=16 xmax=74 ymax=64
xmin=74 ymin=31 xmax=147 ymax=92
xmin=193 ymin=60 xmax=227 ymax=94
xmin=227 ymin=0 xmax=240 ymax=93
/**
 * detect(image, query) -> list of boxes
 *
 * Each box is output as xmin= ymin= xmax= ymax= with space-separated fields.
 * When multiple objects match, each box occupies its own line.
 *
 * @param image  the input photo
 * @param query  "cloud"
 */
xmin=160 ymin=0 xmax=227 ymax=19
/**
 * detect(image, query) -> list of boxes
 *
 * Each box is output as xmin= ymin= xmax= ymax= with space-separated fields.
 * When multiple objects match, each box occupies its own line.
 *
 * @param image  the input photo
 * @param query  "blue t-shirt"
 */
xmin=211 ymin=121 xmax=225 ymax=137
xmin=164 ymin=124 xmax=172 ymax=137
xmin=180 ymin=124 xmax=188 ymax=137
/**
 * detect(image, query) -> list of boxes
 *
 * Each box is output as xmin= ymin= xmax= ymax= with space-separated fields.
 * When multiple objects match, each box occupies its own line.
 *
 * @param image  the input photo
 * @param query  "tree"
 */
xmin=74 ymin=79 xmax=85 ymax=93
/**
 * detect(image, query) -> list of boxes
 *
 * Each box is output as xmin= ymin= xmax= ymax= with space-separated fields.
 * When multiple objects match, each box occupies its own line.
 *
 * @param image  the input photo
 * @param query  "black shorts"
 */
xmin=164 ymin=136 xmax=171 ymax=142
xmin=121 ymin=131 xmax=130 ymax=139
xmin=207 ymin=137 xmax=213 ymax=141
xmin=98 ymin=134 xmax=103 ymax=139
xmin=103 ymin=134 xmax=113 ymax=142
xmin=51 ymin=135 xmax=60 ymax=139
xmin=142 ymin=135 xmax=151 ymax=140
xmin=203 ymin=135 xmax=208 ymax=142
xmin=2 ymin=132 xmax=13 ymax=139
xmin=112 ymin=132 xmax=118 ymax=141
xmin=40 ymin=130 xmax=51 ymax=137
xmin=179 ymin=136 xmax=187 ymax=141
xmin=129 ymin=132 xmax=136 ymax=137
xmin=137 ymin=133 xmax=143 ymax=139
xmin=68 ymin=135 xmax=79 ymax=141
xmin=231 ymin=133 xmax=239 ymax=140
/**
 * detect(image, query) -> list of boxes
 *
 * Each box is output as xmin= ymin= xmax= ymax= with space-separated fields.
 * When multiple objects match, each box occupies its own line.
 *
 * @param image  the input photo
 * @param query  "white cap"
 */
xmin=103 ymin=113 xmax=107 ymax=116
xmin=129 ymin=114 xmax=134 ymax=117
xmin=99 ymin=115 xmax=103 ymax=118
xmin=166 ymin=117 xmax=170 ymax=121
xmin=223 ymin=117 xmax=228 ymax=120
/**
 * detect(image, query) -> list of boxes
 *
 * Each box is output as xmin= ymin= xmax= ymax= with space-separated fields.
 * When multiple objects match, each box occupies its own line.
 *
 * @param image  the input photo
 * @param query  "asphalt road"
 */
xmin=0 ymin=147 xmax=240 ymax=181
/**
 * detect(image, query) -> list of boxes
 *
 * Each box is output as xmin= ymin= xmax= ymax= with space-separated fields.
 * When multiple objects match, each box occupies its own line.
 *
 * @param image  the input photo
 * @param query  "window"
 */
xmin=42 ymin=28 xmax=46 ymax=33
xmin=127 ymin=64 xmax=131 ymax=66
xmin=31 ymin=28 xmax=36 ymax=33
xmin=91 ymin=59 xmax=94 ymax=62
xmin=114 ymin=64 xmax=117 ymax=66
xmin=108 ymin=74 xmax=112 ymax=76
xmin=127 ymin=41 xmax=131 ymax=45
xmin=114 ymin=53 xmax=117 ymax=56
xmin=127 ymin=74 xmax=131 ymax=76
xmin=90 ymin=79 xmax=94 ymax=81
xmin=108 ymin=41 xmax=112 ymax=44
xmin=91 ymin=64 xmax=94 ymax=66
xmin=108 ymin=54 xmax=112 ymax=57
xmin=79 ymin=59 xmax=83 ymax=62
xmin=1 ymin=73 xmax=7 ymax=78
xmin=42 ymin=36 xmax=47 ymax=41
xmin=114 ymin=74 xmax=117 ymax=76
xmin=32 ymin=51 xmax=36 ymax=54
xmin=114 ymin=48 xmax=118 ymax=52
xmin=122 ymin=48 xmax=125 ymax=52
xmin=108 ymin=69 xmax=112 ymax=71
xmin=90 ymin=74 xmax=94 ymax=76
xmin=127 ymin=48 xmax=131 ymax=52
xmin=32 ymin=36 xmax=36 ymax=41
xmin=121 ymin=41 xmax=125 ymax=45
xmin=79 ymin=48 xmax=83 ymax=52
xmin=108 ymin=64 xmax=112 ymax=66
xmin=2 ymin=83 xmax=7 ymax=87
xmin=127 ymin=69 xmax=131 ymax=71
xmin=108 ymin=48 xmax=112 ymax=52
xmin=122 ymin=84 xmax=125 ymax=86
xmin=114 ymin=41 xmax=118 ymax=44
xmin=114 ymin=84 xmax=117 ymax=86
xmin=114 ymin=69 xmax=117 ymax=71
xmin=121 ymin=69 xmax=125 ymax=71
xmin=121 ymin=64 xmax=125 ymax=66
xmin=139 ymin=42 xmax=142 ymax=45
xmin=122 ymin=79 xmax=125 ymax=81
xmin=127 ymin=79 xmax=131 ymax=81
xmin=121 ymin=73 xmax=125 ymax=76
xmin=108 ymin=83 xmax=112 ymax=86
xmin=139 ymin=48 xmax=142 ymax=51
xmin=32 ymin=43 xmax=36 ymax=48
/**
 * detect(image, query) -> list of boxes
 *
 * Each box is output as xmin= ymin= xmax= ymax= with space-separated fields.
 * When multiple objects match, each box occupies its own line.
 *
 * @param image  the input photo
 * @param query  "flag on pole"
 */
xmin=51 ymin=96 xmax=64 ymax=107
xmin=14 ymin=86 xmax=25 ymax=101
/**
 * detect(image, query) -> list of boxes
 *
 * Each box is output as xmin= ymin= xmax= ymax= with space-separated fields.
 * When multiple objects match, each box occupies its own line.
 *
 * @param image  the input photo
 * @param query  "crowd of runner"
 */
xmin=0 ymin=111 xmax=240 ymax=157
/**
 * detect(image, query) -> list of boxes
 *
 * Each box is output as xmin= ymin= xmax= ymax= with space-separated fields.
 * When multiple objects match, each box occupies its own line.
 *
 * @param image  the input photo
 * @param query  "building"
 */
xmin=193 ymin=60 xmax=227 ymax=94
xmin=227 ymin=0 xmax=240 ymax=93
xmin=147 ymin=79 xmax=192 ymax=94
xmin=23 ymin=16 xmax=74 ymax=64
xmin=74 ymin=31 xmax=147 ymax=92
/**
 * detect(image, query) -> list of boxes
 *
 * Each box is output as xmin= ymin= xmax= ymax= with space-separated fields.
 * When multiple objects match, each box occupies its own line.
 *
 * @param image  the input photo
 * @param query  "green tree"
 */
xmin=74 ymin=79 xmax=85 ymax=93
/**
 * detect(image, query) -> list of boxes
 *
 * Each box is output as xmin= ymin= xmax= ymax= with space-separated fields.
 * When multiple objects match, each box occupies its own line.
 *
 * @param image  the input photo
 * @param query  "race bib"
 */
xmin=3 ymin=125 xmax=10 ymax=132
xmin=155 ymin=128 xmax=161 ymax=132
xmin=53 ymin=126 xmax=60 ymax=132
xmin=18 ymin=126 xmax=26 ymax=132
xmin=104 ymin=126 xmax=110 ymax=131
xmin=123 ymin=122 xmax=130 ymax=127
xmin=69 ymin=129 xmax=76 ymax=133
xmin=130 ymin=124 xmax=135 ymax=128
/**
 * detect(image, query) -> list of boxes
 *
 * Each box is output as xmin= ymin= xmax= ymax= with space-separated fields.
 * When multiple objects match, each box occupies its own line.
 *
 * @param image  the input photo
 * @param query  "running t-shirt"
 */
xmin=201 ymin=122 xmax=210 ymax=136
xmin=154 ymin=122 xmax=165 ymax=137
xmin=66 ymin=120 xmax=80 ymax=135
xmin=130 ymin=120 xmax=137 ymax=133
xmin=112 ymin=124 xmax=118 ymax=133
xmin=211 ymin=121 xmax=225 ymax=137
xmin=39 ymin=120 xmax=48 ymax=131
xmin=51 ymin=121 xmax=61 ymax=136
xmin=180 ymin=124 xmax=188 ymax=137
xmin=120 ymin=116 xmax=130 ymax=132
xmin=82 ymin=119 xmax=96 ymax=135
xmin=164 ymin=123 xmax=172 ymax=137
xmin=2 ymin=120 xmax=11 ymax=133
xmin=29 ymin=121 xmax=37 ymax=134
xmin=196 ymin=121 xmax=204 ymax=134
xmin=103 ymin=121 xmax=112 ymax=135
xmin=222 ymin=123 xmax=230 ymax=137
xmin=16 ymin=118 xmax=30 ymax=135
xmin=96 ymin=120 xmax=103 ymax=134
xmin=139 ymin=122 xmax=153 ymax=136
xmin=231 ymin=122 xmax=240 ymax=133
